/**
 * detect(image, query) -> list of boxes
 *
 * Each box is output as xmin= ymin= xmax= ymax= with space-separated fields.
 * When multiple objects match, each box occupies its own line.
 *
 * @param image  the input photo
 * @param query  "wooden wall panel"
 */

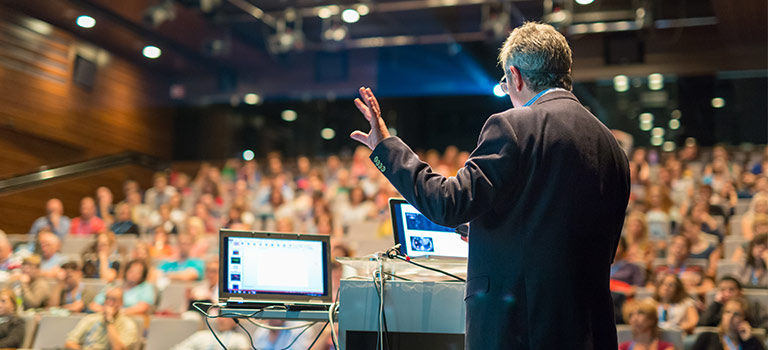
xmin=0 ymin=9 xmax=174 ymax=178
xmin=0 ymin=165 xmax=156 ymax=234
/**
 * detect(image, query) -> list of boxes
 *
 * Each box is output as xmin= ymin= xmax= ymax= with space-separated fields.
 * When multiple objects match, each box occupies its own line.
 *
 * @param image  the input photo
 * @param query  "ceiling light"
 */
xmin=711 ymin=97 xmax=725 ymax=108
xmin=575 ymin=0 xmax=594 ymax=4
xmin=318 ymin=7 xmax=332 ymax=19
xmin=321 ymin=128 xmax=336 ymax=140
xmin=281 ymin=110 xmax=297 ymax=122
xmin=651 ymin=127 xmax=665 ymax=137
xmin=356 ymin=4 xmax=370 ymax=16
xmin=669 ymin=119 xmax=680 ymax=130
xmin=662 ymin=141 xmax=676 ymax=152
xmin=670 ymin=109 xmax=681 ymax=119
xmin=76 ymin=15 xmax=96 ymax=29
xmin=142 ymin=45 xmax=162 ymax=59
xmin=341 ymin=9 xmax=360 ymax=23
xmin=242 ymin=150 xmax=255 ymax=161
xmin=639 ymin=113 xmax=654 ymax=123
xmin=648 ymin=73 xmax=664 ymax=90
xmin=650 ymin=135 xmax=663 ymax=146
xmin=613 ymin=75 xmax=629 ymax=92
xmin=639 ymin=121 xmax=652 ymax=131
xmin=244 ymin=93 xmax=260 ymax=105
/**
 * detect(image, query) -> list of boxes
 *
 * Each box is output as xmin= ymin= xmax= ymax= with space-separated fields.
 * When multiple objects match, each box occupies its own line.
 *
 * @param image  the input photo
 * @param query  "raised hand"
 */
xmin=350 ymin=87 xmax=390 ymax=150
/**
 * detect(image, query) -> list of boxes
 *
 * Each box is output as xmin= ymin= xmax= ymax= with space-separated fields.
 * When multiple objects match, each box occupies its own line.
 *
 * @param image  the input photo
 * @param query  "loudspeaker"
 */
xmin=72 ymin=55 xmax=97 ymax=89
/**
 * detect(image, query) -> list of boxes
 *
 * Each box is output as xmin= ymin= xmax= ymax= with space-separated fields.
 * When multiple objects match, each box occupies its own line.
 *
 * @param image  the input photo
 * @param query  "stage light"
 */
xmin=142 ymin=45 xmax=162 ymax=59
xmin=670 ymin=109 xmax=681 ymax=119
xmin=242 ymin=150 xmax=255 ymax=161
xmin=356 ymin=4 xmax=370 ymax=16
xmin=76 ymin=15 xmax=96 ymax=28
xmin=669 ymin=119 xmax=680 ymax=130
xmin=575 ymin=0 xmax=594 ymax=4
xmin=685 ymin=137 xmax=696 ymax=146
xmin=650 ymin=135 xmax=663 ymax=146
xmin=493 ymin=84 xmax=505 ymax=97
xmin=244 ymin=93 xmax=260 ymax=105
xmin=613 ymin=75 xmax=629 ymax=92
xmin=648 ymin=73 xmax=664 ymax=90
xmin=281 ymin=110 xmax=297 ymax=122
xmin=321 ymin=128 xmax=336 ymax=140
xmin=639 ymin=113 xmax=654 ymax=123
xmin=341 ymin=9 xmax=360 ymax=23
xmin=651 ymin=127 xmax=665 ymax=137
xmin=711 ymin=97 xmax=725 ymax=108
xmin=388 ymin=128 xmax=397 ymax=137
xmin=639 ymin=121 xmax=652 ymax=131
xmin=662 ymin=141 xmax=676 ymax=152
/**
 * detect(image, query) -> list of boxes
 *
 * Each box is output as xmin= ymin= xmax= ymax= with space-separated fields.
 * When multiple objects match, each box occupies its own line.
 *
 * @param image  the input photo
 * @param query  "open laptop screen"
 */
xmin=220 ymin=231 xmax=331 ymax=302
xmin=389 ymin=198 xmax=468 ymax=259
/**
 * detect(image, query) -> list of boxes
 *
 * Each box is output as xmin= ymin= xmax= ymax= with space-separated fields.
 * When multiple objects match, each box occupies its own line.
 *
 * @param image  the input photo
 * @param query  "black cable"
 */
xmin=372 ymin=270 xmax=392 ymax=350
xmin=277 ymin=322 xmax=314 ymax=350
xmin=234 ymin=318 xmax=257 ymax=350
xmin=306 ymin=321 xmax=329 ymax=350
xmin=383 ymin=271 xmax=413 ymax=281
xmin=204 ymin=307 xmax=229 ymax=350
xmin=388 ymin=253 xmax=465 ymax=282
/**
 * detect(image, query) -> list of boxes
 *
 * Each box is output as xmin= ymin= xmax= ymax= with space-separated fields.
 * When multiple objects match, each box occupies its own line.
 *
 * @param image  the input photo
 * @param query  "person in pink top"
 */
xmin=70 ymin=197 xmax=106 ymax=235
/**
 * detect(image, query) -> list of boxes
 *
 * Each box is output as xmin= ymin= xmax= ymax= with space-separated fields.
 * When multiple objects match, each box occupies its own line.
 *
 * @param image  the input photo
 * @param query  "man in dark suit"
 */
xmin=351 ymin=22 xmax=630 ymax=349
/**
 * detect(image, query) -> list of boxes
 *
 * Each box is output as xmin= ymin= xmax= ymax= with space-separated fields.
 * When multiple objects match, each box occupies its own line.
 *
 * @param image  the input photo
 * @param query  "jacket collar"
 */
xmin=530 ymin=89 xmax=579 ymax=106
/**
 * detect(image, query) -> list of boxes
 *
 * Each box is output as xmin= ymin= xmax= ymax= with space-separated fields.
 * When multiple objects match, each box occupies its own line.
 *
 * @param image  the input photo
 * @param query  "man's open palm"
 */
xmin=350 ymin=87 xmax=390 ymax=150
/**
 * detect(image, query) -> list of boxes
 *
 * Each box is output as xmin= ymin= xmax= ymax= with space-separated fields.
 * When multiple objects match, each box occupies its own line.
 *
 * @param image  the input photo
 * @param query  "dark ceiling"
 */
xmin=4 ymin=0 xmax=767 ymax=103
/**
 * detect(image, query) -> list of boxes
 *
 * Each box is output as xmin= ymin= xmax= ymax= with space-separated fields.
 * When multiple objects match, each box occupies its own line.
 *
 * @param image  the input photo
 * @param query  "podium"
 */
xmin=337 ymin=258 xmax=467 ymax=350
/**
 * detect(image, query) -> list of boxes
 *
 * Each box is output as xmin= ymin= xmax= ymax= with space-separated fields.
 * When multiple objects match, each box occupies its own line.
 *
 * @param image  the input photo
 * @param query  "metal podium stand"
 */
xmin=337 ymin=258 xmax=467 ymax=350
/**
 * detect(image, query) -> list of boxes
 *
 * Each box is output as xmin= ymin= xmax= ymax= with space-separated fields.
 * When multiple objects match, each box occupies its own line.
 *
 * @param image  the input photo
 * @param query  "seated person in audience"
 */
xmin=652 ymin=273 xmax=699 ymax=334
xmin=145 ymin=172 xmax=178 ymax=210
xmin=29 ymin=198 xmax=71 ymax=240
xmin=611 ymin=236 xmax=646 ymax=296
xmin=129 ymin=242 xmax=158 ymax=283
xmin=738 ymin=233 xmax=768 ymax=288
xmin=651 ymin=235 xmax=713 ymax=296
xmin=66 ymin=287 xmax=139 ymax=350
xmin=38 ymin=230 xmax=66 ymax=278
xmin=0 ymin=288 xmax=25 ymax=348
xmin=743 ymin=193 xmax=768 ymax=240
xmin=70 ymin=196 xmax=106 ymax=235
xmin=690 ymin=200 xmax=724 ymax=242
xmin=96 ymin=186 xmax=115 ymax=227
xmin=149 ymin=203 xmax=179 ymax=234
xmin=90 ymin=259 xmax=156 ymax=316
xmin=0 ymin=231 xmax=16 ymax=273
xmin=149 ymin=225 xmax=176 ymax=260
xmin=82 ymin=231 xmax=121 ymax=282
xmin=623 ymin=211 xmax=656 ymax=267
xmin=619 ymin=299 xmax=675 ymax=350
xmin=188 ymin=260 xmax=219 ymax=305
xmin=732 ymin=218 xmax=768 ymax=263
xmin=170 ymin=314 xmax=249 ymax=350
xmin=185 ymin=216 xmax=210 ymax=258
xmin=48 ymin=261 xmax=86 ymax=312
xmin=699 ymin=276 xmax=768 ymax=329
xmin=159 ymin=233 xmax=204 ymax=281
xmin=679 ymin=216 xmax=721 ymax=278
xmin=8 ymin=255 xmax=51 ymax=309
xmin=110 ymin=202 xmax=139 ymax=235
xmin=692 ymin=298 xmax=766 ymax=350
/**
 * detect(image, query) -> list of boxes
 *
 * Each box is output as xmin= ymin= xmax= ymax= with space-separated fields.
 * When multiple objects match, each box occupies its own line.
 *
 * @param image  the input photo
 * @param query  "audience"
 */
xmin=619 ymin=299 xmax=675 ymax=350
xmin=743 ymin=193 xmax=768 ymax=240
xmin=170 ymin=316 xmax=250 ymax=350
xmin=110 ymin=202 xmax=139 ymax=235
xmin=38 ymin=231 xmax=66 ymax=277
xmin=145 ymin=172 xmax=178 ymax=211
xmin=70 ymin=197 xmax=106 ymax=235
xmin=0 ymin=288 xmax=25 ymax=348
xmin=738 ymin=233 xmax=768 ymax=288
xmin=158 ymin=233 xmax=204 ymax=281
xmin=66 ymin=287 xmax=139 ymax=350
xmin=81 ymin=231 xmax=121 ymax=282
xmin=699 ymin=276 xmax=768 ymax=329
xmin=29 ymin=198 xmax=70 ymax=239
xmin=692 ymin=298 xmax=766 ymax=350
xmin=9 ymin=255 xmax=50 ymax=310
xmin=611 ymin=236 xmax=645 ymax=296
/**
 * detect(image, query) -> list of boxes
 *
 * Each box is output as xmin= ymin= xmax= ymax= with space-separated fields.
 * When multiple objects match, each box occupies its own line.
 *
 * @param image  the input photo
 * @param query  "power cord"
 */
xmin=234 ymin=318 xmax=257 ymax=350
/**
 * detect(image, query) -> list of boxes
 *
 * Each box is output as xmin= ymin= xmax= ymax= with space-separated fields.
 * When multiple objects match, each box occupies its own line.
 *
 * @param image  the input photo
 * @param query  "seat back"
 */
xmin=32 ymin=314 xmax=86 ymax=349
xmin=144 ymin=317 xmax=201 ymax=350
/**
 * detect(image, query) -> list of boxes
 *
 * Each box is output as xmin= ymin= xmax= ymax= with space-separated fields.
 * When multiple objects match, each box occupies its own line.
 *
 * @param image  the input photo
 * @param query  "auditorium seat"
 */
xmin=144 ymin=317 xmax=201 ymax=350
xmin=21 ymin=313 xmax=36 ymax=349
xmin=716 ymin=261 xmax=743 ymax=281
xmin=724 ymin=236 xmax=747 ymax=260
xmin=653 ymin=258 xmax=709 ymax=269
xmin=60 ymin=236 xmax=94 ymax=255
xmin=346 ymin=221 xmax=394 ymax=256
xmin=616 ymin=324 xmax=684 ymax=349
xmin=705 ymin=289 xmax=768 ymax=308
xmin=156 ymin=281 xmax=196 ymax=314
xmin=729 ymin=215 xmax=743 ymax=237
xmin=32 ymin=314 xmax=86 ymax=349
xmin=634 ymin=287 xmax=654 ymax=301
xmin=735 ymin=200 xmax=751 ymax=216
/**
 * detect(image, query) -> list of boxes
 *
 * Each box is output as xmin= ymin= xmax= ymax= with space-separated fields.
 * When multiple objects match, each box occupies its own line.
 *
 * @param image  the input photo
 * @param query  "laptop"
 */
xmin=218 ymin=229 xmax=333 ymax=311
xmin=389 ymin=198 xmax=468 ymax=259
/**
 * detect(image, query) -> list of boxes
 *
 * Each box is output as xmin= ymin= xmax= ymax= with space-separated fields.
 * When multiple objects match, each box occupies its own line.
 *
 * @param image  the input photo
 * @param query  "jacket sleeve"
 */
xmin=0 ymin=317 xmax=25 ymax=348
xmin=698 ymin=302 xmax=723 ymax=326
xmin=370 ymin=114 xmax=520 ymax=228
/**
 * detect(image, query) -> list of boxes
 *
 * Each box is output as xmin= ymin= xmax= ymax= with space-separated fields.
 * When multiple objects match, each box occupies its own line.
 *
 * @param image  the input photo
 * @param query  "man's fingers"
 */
xmin=350 ymin=130 xmax=369 ymax=146
xmin=354 ymin=98 xmax=371 ymax=121
xmin=366 ymin=88 xmax=381 ymax=115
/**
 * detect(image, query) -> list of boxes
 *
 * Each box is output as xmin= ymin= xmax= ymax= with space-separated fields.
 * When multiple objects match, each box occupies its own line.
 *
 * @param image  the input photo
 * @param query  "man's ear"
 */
xmin=508 ymin=66 xmax=524 ymax=92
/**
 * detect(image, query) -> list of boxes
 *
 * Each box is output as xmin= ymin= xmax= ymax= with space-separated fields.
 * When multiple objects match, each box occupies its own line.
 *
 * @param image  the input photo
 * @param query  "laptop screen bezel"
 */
xmin=218 ymin=229 xmax=332 ymax=304
xmin=388 ymin=198 xmax=468 ymax=259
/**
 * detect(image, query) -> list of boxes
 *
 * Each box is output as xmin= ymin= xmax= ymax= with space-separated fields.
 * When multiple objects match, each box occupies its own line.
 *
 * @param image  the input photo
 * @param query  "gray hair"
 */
xmin=498 ymin=22 xmax=573 ymax=92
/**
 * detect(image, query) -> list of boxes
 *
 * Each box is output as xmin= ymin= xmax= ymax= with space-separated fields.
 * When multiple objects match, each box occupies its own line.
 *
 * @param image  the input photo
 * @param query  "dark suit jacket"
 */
xmin=370 ymin=90 xmax=630 ymax=349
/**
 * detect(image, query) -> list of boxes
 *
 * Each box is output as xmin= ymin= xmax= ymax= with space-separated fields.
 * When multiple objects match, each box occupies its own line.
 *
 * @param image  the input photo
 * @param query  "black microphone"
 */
xmin=454 ymin=223 xmax=469 ymax=238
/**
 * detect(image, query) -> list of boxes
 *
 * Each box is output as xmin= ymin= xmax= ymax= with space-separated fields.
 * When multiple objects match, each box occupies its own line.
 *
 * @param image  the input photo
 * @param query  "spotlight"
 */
xmin=318 ymin=7 xmax=332 ymax=19
xmin=648 ymin=73 xmax=664 ymax=90
xmin=356 ymin=4 xmax=370 ymax=16
xmin=639 ymin=113 xmax=654 ymax=123
xmin=651 ymin=127 xmax=665 ymax=137
xmin=242 ymin=150 xmax=255 ymax=161
xmin=76 ymin=15 xmax=96 ymax=28
xmin=613 ymin=75 xmax=629 ymax=92
xmin=669 ymin=119 xmax=680 ymax=130
xmin=662 ymin=141 xmax=676 ymax=152
xmin=650 ymin=135 xmax=663 ymax=146
xmin=670 ymin=109 xmax=681 ymax=119
xmin=575 ymin=0 xmax=594 ymax=4
xmin=341 ymin=9 xmax=360 ymax=23
xmin=244 ymin=93 xmax=260 ymax=105
xmin=142 ymin=45 xmax=162 ymax=59
xmin=711 ymin=97 xmax=725 ymax=108
xmin=281 ymin=110 xmax=297 ymax=122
